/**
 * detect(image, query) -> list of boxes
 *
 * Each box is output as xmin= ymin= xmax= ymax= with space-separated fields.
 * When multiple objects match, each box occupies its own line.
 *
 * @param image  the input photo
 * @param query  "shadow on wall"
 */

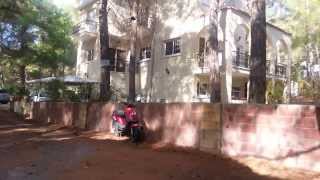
xmin=29 ymin=101 xmax=320 ymax=172
xmin=85 ymin=102 xmax=212 ymax=148
xmin=85 ymin=102 xmax=205 ymax=147
xmin=137 ymin=103 xmax=217 ymax=148
xmin=35 ymin=102 xmax=74 ymax=126
xmin=86 ymin=102 xmax=116 ymax=132
xmin=0 ymin=113 xmax=283 ymax=180
xmin=222 ymin=104 xmax=320 ymax=171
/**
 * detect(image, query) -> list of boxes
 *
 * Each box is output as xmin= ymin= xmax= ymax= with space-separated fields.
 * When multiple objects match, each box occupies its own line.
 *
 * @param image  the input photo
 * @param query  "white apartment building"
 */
xmin=73 ymin=0 xmax=292 ymax=103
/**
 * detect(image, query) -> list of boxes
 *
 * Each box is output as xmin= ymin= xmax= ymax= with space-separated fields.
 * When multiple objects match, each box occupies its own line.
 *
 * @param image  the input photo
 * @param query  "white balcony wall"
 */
xmin=77 ymin=0 xmax=97 ymax=9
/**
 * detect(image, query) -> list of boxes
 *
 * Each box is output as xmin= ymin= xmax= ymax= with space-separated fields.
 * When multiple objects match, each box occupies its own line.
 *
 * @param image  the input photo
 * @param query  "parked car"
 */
xmin=30 ymin=91 xmax=51 ymax=102
xmin=0 ymin=89 xmax=10 ymax=104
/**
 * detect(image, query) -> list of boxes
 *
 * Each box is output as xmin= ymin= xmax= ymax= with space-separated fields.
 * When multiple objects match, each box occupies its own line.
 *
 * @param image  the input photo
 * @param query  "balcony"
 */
xmin=233 ymin=51 xmax=250 ymax=69
xmin=77 ymin=0 xmax=96 ymax=9
xmin=72 ymin=20 xmax=97 ymax=40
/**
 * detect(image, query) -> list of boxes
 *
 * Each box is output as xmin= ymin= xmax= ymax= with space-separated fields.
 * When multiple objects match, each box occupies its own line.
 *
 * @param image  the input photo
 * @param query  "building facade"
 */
xmin=73 ymin=0 xmax=292 ymax=103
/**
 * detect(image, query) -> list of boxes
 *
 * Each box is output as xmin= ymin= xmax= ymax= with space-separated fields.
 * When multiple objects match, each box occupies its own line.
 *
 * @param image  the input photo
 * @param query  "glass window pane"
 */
xmin=173 ymin=39 xmax=180 ymax=54
xmin=165 ymin=41 xmax=173 ymax=55
xmin=146 ymin=47 xmax=151 ymax=58
xmin=87 ymin=49 xmax=94 ymax=61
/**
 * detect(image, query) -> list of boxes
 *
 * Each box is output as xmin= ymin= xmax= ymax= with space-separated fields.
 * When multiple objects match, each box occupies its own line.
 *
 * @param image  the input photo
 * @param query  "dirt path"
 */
xmin=0 ymin=110 xmax=320 ymax=180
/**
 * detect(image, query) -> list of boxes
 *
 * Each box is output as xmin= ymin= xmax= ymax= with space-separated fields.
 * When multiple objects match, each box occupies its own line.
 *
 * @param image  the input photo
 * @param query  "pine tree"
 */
xmin=99 ymin=0 xmax=111 ymax=100
xmin=209 ymin=0 xmax=221 ymax=103
xmin=249 ymin=0 xmax=267 ymax=103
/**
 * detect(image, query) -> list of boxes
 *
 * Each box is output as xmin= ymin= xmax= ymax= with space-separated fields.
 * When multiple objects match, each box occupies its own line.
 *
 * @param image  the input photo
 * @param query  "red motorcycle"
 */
xmin=112 ymin=103 xmax=144 ymax=143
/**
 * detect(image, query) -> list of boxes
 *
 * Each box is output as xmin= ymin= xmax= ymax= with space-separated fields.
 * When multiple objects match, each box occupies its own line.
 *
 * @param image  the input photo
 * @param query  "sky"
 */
xmin=52 ymin=0 xmax=76 ymax=8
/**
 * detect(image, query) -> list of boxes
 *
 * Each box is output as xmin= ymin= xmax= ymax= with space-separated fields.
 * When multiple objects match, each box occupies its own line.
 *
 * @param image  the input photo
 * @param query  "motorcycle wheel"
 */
xmin=131 ymin=127 xmax=141 ymax=143
xmin=112 ymin=120 xmax=120 ymax=137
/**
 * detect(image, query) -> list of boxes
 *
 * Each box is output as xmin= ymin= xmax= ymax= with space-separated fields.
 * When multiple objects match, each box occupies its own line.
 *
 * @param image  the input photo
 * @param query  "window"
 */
xmin=199 ymin=37 xmax=205 ymax=56
xmin=232 ymin=87 xmax=241 ymax=99
xmin=107 ymin=48 xmax=127 ymax=72
xmin=140 ymin=47 xmax=151 ymax=59
xmin=87 ymin=49 xmax=94 ymax=61
xmin=116 ymin=50 xmax=126 ymax=72
xmin=244 ymin=82 xmax=248 ymax=99
xmin=165 ymin=38 xmax=181 ymax=56
xmin=197 ymin=82 xmax=209 ymax=96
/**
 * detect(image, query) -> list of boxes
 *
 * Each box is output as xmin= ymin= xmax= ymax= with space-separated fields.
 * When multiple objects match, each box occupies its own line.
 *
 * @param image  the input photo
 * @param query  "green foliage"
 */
xmin=267 ymin=80 xmax=285 ymax=104
xmin=64 ymin=89 xmax=81 ymax=102
xmin=291 ymin=63 xmax=301 ymax=82
xmin=46 ymin=80 xmax=64 ymax=100
xmin=272 ymin=0 xmax=320 ymax=59
xmin=0 ymin=0 xmax=75 ymax=94
xmin=299 ymin=79 xmax=320 ymax=100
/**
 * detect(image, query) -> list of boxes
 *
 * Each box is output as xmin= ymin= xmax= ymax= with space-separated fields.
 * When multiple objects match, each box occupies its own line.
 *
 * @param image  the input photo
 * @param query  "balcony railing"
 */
xmin=198 ymin=54 xmax=210 ymax=69
xmin=191 ymin=53 xmax=211 ymax=74
xmin=233 ymin=51 xmax=250 ymax=69
xmin=275 ymin=64 xmax=287 ymax=77
xmin=72 ymin=20 xmax=97 ymax=36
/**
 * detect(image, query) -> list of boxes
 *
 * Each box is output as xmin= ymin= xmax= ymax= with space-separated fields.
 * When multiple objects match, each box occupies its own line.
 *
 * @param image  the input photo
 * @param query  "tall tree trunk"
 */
xmin=249 ymin=0 xmax=266 ymax=103
xmin=0 ymin=70 xmax=4 ymax=88
xmin=99 ymin=0 xmax=111 ymax=100
xmin=128 ymin=2 xmax=139 ymax=102
xmin=18 ymin=65 xmax=26 ymax=95
xmin=209 ymin=0 xmax=221 ymax=103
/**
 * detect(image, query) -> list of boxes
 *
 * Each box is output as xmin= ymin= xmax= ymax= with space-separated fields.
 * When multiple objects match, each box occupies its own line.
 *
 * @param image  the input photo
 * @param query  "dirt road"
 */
xmin=0 ymin=110 xmax=319 ymax=180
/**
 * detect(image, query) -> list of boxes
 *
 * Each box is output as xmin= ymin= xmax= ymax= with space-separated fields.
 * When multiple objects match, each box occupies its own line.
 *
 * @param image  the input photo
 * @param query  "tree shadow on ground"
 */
xmin=0 ymin=111 xmax=293 ymax=180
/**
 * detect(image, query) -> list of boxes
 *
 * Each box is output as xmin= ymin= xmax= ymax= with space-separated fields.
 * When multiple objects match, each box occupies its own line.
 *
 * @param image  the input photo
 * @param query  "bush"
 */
xmin=267 ymin=80 xmax=284 ymax=104
xmin=46 ymin=80 xmax=64 ymax=100
xmin=64 ymin=89 xmax=81 ymax=102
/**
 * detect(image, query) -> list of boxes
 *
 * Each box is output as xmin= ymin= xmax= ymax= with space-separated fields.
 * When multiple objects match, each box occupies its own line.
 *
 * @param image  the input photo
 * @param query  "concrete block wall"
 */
xmin=32 ymin=102 xmax=79 ymax=127
xmin=137 ymin=103 xmax=221 ymax=149
xmin=28 ymin=102 xmax=320 ymax=171
xmin=31 ymin=102 xmax=222 ymax=151
xmin=86 ymin=102 xmax=116 ymax=131
xmin=222 ymin=104 xmax=320 ymax=172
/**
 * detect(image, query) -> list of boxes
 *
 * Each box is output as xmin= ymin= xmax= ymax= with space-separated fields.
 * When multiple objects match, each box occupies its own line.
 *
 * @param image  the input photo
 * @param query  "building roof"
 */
xmin=222 ymin=6 xmax=292 ymax=37
xmin=26 ymin=75 xmax=99 ymax=85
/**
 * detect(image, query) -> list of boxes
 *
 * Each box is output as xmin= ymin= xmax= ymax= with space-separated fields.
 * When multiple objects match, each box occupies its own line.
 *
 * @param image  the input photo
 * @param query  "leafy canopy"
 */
xmin=0 ymin=0 xmax=74 ymax=94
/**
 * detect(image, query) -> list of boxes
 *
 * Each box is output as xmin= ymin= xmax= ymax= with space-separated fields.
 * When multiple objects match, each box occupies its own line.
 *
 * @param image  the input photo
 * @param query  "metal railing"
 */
xmin=266 ymin=59 xmax=272 ymax=75
xmin=233 ymin=51 xmax=250 ymax=69
xmin=275 ymin=64 xmax=287 ymax=77
xmin=197 ymin=53 xmax=210 ymax=69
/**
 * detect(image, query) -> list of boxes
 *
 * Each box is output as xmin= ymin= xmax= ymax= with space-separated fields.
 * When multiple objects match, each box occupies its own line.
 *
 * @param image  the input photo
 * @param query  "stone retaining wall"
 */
xmin=27 ymin=102 xmax=320 ymax=171
xmin=222 ymin=104 xmax=320 ymax=171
